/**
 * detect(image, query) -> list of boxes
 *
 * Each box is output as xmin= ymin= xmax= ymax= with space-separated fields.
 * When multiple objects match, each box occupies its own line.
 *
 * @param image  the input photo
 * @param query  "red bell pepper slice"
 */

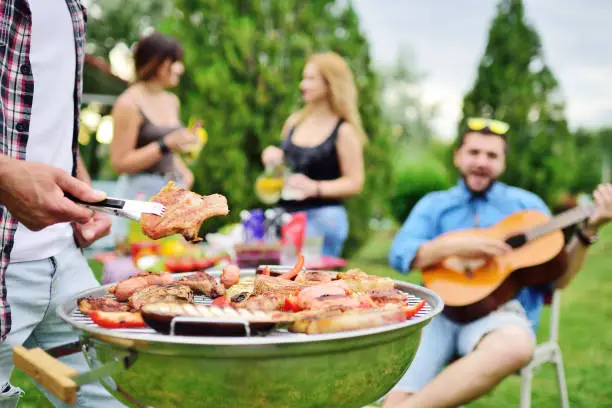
xmin=403 ymin=300 xmax=426 ymax=320
xmin=278 ymin=254 xmax=304 ymax=280
xmin=283 ymin=296 xmax=301 ymax=312
xmin=261 ymin=266 xmax=271 ymax=276
xmin=212 ymin=296 xmax=230 ymax=307
xmin=164 ymin=257 xmax=180 ymax=273
xmin=89 ymin=311 xmax=146 ymax=329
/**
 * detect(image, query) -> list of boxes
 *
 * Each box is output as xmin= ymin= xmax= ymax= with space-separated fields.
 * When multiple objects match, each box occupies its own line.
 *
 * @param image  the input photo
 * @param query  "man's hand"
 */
xmin=0 ymin=158 xmax=107 ymax=231
xmin=72 ymin=212 xmax=112 ymax=248
xmin=587 ymin=183 xmax=612 ymax=231
xmin=439 ymin=235 xmax=512 ymax=259
xmin=413 ymin=234 xmax=512 ymax=270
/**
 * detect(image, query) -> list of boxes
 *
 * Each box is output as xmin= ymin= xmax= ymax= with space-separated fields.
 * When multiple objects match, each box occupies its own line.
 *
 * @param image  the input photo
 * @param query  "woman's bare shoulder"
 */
xmin=113 ymin=88 xmax=140 ymax=112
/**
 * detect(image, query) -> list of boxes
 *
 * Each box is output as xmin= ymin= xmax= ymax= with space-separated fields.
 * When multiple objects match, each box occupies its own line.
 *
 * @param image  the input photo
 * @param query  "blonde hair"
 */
xmin=298 ymin=52 xmax=368 ymax=144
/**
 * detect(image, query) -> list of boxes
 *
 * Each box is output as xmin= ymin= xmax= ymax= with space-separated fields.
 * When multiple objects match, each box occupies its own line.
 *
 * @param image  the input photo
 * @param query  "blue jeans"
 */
xmin=0 ymin=244 xmax=126 ymax=408
xmin=301 ymin=205 xmax=349 ymax=257
xmin=390 ymin=299 xmax=535 ymax=393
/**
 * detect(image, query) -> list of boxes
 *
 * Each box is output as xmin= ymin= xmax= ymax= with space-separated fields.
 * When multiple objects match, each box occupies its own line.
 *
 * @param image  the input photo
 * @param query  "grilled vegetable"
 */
xmin=140 ymin=302 xmax=293 ymax=336
xmin=212 ymin=296 xmax=230 ymax=307
xmin=278 ymin=255 xmax=304 ymax=280
xmin=89 ymin=311 xmax=147 ymax=329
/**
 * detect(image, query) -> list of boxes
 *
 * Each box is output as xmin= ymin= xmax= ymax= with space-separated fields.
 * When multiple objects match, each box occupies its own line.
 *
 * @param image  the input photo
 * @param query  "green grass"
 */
xmin=350 ymin=227 xmax=612 ymax=408
xmin=11 ymin=226 xmax=612 ymax=407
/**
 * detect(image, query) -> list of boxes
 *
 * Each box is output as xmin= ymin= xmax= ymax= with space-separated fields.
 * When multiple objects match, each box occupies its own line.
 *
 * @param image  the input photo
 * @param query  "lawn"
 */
xmin=11 ymin=226 xmax=612 ymax=407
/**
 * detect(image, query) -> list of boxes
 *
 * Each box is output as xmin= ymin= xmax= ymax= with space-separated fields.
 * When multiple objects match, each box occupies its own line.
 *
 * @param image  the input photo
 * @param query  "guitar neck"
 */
xmin=526 ymin=204 xmax=595 ymax=241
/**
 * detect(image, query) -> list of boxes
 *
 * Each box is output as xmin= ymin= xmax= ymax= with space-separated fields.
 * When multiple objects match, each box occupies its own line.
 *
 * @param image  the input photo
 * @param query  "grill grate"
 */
xmin=70 ymin=292 xmax=432 ymax=337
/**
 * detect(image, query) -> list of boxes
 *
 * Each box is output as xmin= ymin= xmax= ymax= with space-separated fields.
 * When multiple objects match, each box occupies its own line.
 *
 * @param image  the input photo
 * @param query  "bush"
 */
xmin=390 ymin=156 xmax=453 ymax=224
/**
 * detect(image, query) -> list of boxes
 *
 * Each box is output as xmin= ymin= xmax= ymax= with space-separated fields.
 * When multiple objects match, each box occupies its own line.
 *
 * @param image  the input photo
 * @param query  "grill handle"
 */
xmin=13 ymin=345 xmax=78 ymax=404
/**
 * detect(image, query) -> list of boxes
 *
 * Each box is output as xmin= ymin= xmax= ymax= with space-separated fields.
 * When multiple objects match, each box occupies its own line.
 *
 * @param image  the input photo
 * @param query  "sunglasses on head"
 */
xmin=467 ymin=117 xmax=510 ymax=136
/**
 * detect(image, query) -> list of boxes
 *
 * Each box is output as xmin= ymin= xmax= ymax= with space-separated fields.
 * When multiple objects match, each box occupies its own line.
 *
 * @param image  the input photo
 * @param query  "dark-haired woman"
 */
xmin=110 ymin=32 xmax=197 ymax=240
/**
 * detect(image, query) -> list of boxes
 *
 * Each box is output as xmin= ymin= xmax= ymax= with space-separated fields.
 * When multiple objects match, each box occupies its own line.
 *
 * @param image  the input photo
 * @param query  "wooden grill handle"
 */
xmin=13 ymin=345 xmax=78 ymax=404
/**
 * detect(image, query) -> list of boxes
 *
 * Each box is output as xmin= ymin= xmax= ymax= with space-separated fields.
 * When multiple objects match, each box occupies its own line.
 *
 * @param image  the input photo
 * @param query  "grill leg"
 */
xmin=554 ymin=350 xmax=570 ymax=408
xmin=520 ymin=367 xmax=533 ymax=408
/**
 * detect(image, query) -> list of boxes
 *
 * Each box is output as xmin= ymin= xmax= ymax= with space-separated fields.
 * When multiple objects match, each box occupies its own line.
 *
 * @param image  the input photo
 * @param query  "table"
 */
xmin=92 ymin=252 xmax=348 ymax=284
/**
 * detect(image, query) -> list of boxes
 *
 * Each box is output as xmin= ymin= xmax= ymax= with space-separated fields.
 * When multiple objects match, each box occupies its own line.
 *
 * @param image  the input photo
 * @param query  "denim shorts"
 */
xmin=391 ymin=299 xmax=535 ymax=393
xmin=0 ymin=244 xmax=126 ymax=408
xmin=301 ymin=205 xmax=349 ymax=257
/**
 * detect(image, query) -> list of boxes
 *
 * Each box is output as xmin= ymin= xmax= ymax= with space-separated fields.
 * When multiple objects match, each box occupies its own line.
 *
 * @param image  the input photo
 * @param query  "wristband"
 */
xmin=576 ymin=226 xmax=598 ymax=247
xmin=157 ymin=139 xmax=170 ymax=155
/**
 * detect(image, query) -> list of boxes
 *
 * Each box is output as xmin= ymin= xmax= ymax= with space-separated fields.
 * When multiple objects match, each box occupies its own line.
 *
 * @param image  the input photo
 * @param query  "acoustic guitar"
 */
xmin=421 ymin=204 xmax=595 ymax=323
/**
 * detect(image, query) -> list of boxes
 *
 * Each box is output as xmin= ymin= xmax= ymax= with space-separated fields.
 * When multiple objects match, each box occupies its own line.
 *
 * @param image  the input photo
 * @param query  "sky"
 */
xmin=352 ymin=0 xmax=612 ymax=140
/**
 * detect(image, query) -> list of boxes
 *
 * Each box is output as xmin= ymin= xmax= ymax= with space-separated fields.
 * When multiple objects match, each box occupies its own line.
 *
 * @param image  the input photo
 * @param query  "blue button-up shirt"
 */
xmin=389 ymin=180 xmax=553 ymax=330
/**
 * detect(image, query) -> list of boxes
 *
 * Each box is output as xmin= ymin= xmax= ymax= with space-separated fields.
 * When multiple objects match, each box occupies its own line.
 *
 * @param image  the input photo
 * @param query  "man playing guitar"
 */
xmin=383 ymin=118 xmax=612 ymax=408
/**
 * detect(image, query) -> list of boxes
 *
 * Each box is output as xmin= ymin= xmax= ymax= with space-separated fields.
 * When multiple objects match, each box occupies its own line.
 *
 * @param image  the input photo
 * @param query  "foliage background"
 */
xmin=155 ymin=0 xmax=393 ymax=255
xmin=79 ymin=0 xmax=612 ymax=246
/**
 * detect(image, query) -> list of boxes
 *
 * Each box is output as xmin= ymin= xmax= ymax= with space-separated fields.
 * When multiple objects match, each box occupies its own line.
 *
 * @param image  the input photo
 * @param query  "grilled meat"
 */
xmin=108 ymin=272 xmax=174 ymax=301
xmin=294 ymin=271 xmax=334 ymax=284
xmin=253 ymin=274 xmax=310 ymax=296
xmin=337 ymin=269 xmax=396 ymax=293
xmin=295 ymin=282 xmax=349 ymax=309
xmin=77 ymin=296 xmax=131 ymax=314
xmin=177 ymin=271 xmax=226 ymax=298
xmin=129 ymin=283 xmax=194 ymax=311
xmin=141 ymin=181 xmax=229 ymax=242
xmin=299 ymin=295 xmax=363 ymax=311
xmin=367 ymin=289 xmax=409 ymax=307
xmin=234 ymin=293 xmax=288 ymax=311
xmin=220 ymin=264 xmax=240 ymax=288
xmin=290 ymin=305 xmax=412 ymax=335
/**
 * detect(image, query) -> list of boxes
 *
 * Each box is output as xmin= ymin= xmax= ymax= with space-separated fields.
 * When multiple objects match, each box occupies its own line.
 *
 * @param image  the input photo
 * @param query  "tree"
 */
xmin=159 ymin=0 xmax=393 ymax=255
xmin=84 ymin=0 xmax=171 ymax=60
xmin=458 ymin=0 xmax=575 ymax=205
xmin=569 ymin=128 xmax=603 ymax=195
xmin=79 ymin=1 xmax=172 ymax=179
xmin=378 ymin=46 xmax=440 ymax=159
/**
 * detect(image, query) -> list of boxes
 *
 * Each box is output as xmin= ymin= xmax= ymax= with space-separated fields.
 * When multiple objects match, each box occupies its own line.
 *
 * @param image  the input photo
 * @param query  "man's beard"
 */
xmin=461 ymin=172 xmax=498 ymax=197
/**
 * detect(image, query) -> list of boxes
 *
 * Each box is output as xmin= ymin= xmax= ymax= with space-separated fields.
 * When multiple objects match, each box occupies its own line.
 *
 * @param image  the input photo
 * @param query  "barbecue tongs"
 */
xmin=66 ymin=194 xmax=166 ymax=222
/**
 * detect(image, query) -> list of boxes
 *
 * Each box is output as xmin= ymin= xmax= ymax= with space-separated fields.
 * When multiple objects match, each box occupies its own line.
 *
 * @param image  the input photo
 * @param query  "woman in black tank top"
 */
xmin=261 ymin=52 xmax=367 ymax=257
xmin=109 ymin=32 xmax=199 ymax=241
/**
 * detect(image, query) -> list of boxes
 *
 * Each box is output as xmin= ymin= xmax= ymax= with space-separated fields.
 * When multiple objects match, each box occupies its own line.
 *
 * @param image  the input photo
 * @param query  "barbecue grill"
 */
xmin=14 ymin=268 xmax=443 ymax=408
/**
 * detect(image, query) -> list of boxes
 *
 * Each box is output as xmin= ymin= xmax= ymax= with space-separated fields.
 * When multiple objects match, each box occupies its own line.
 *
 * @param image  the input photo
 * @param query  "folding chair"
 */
xmin=519 ymin=289 xmax=570 ymax=408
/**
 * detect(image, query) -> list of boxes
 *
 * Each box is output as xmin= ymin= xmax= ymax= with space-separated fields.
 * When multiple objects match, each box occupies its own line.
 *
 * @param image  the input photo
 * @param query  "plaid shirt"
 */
xmin=0 ymin=0 xmax=87 ymax=341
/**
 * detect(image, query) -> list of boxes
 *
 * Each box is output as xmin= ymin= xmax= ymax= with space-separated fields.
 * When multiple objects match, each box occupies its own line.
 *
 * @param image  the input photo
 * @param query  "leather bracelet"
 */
xmin=576 ymin=225 xmax=598 ymax=247
xmin=157 ymin=139 xmax=170 ymax=155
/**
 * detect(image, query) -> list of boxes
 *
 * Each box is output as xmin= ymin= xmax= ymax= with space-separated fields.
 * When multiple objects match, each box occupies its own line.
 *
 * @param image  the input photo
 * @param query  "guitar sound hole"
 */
xmin=505 ymin=233 xmax=527 ymax=249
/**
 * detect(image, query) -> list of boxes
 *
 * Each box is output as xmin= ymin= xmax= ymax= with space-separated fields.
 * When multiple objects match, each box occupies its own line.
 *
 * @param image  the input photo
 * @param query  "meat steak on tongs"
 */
xmin=141 ymin=181 xmax=230 ymax=242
